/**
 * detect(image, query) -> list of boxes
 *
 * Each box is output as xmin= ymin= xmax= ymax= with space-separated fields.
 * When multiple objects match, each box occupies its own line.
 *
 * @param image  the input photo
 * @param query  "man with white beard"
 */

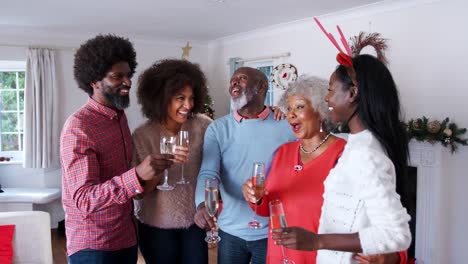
xmin=194 ymin=67 xmax=296 ymax=264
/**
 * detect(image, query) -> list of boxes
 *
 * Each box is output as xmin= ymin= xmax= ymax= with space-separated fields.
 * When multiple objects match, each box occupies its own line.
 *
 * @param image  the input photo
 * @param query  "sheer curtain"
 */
xmin=24 ymin=48 xmax=59 ymax=168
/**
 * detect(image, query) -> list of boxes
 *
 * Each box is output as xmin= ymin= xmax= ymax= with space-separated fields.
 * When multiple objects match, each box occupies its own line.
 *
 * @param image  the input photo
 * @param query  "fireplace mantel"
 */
xmin=409 ymin=140 xmax=449 ymax=264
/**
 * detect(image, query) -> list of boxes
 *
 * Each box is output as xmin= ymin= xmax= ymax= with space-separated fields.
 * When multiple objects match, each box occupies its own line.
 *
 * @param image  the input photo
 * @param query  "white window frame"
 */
xmin=244 ymin=60 xmax=275 ymax=106
xmin=0 ymin=60 xmax=26 ymax=163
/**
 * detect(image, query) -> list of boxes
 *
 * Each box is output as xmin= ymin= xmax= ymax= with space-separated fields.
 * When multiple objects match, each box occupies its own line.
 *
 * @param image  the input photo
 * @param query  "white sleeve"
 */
xmin=355 ymin=149 xmax=412 ymax=255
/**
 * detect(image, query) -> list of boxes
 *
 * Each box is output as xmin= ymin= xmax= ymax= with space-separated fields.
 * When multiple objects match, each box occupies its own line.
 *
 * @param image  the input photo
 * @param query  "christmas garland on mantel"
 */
xmin=405 ymin=116 xmax=467 ymax=153
xmin=332 ymin=116 xmax=468 ymax=154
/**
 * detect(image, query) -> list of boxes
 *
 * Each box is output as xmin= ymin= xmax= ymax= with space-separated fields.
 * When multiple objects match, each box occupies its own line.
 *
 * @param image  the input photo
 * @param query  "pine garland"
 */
xmin=331 ymin=116 xmax=468 ymax=154
xmin=405 ymin=117 xmax=467 ymax=153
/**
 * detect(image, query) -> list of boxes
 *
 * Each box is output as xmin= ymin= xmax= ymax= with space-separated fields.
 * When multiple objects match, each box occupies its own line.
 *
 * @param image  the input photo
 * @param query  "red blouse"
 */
xmin=253 ymin=138 xmax=346 ymax=264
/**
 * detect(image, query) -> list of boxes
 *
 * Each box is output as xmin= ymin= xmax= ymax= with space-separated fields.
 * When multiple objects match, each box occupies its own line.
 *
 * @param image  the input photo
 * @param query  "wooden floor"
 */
xmin=51 ymin=229 xmax=217 ymax=264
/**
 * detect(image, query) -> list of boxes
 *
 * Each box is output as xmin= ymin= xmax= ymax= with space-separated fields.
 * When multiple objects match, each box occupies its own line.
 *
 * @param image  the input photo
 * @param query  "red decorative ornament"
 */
xmin=270 ymin=63 xmax=298 ymax=90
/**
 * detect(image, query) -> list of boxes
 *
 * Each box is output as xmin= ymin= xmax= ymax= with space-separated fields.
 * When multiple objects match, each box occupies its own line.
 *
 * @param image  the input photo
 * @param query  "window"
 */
xmin=244 ymin=60 xmax=274 ymax=106
xmin=0 ymin=61 xmax=26 ymax=161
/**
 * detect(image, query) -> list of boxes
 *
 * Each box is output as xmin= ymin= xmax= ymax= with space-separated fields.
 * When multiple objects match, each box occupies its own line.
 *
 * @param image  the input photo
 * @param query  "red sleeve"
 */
xmin=398 ymin=251 xmax=408 ymax=264
xmin=250 ymin=194 xmax=270 ymax=217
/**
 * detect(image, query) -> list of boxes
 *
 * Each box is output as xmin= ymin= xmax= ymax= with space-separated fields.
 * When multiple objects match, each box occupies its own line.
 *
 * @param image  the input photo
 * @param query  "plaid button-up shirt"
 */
xmin=60 ymin=98 xmax=143 ymax=256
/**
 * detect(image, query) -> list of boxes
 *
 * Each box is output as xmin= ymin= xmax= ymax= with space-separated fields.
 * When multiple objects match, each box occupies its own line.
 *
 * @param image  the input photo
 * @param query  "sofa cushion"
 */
xmin=0 ymin=225 xmax=15 ymax=264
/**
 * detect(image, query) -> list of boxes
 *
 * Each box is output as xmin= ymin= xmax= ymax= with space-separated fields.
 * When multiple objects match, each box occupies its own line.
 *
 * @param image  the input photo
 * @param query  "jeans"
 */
xmin=217 ymin=229 xmax=267 ymax=264
xmin=138 ymin=221 xmax=208 ymax=264
xmin=68 ymin=245 xmax=137 ymax=264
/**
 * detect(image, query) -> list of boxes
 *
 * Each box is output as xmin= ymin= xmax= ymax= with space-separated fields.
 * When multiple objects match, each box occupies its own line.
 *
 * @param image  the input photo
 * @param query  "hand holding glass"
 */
xmin=176 ymin=130 xmax=189 ymax=185
xmin=204 ymin=178 xmax=221 ymax=244
xmin=270 ymin=199 xmax=295 ymax=264
xmin=248 ymin=162 xmax=265 ymax=229
xmin=157 ymin=136 xmax=176 ymax=191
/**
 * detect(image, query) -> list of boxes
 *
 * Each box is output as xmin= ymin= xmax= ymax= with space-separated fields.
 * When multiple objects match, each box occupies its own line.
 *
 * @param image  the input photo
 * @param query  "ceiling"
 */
xmin=1 ymin=0 xmax=385 ymax=42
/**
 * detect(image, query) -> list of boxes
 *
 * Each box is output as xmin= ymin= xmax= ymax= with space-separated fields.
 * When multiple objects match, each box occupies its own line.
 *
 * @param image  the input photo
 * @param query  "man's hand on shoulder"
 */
xmin=270 ymin=106 xmax=286 ymax=121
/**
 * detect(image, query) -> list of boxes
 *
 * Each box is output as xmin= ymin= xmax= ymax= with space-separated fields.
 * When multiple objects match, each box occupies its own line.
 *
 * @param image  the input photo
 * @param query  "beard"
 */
xmin=231 ymin=92 xmax=248 ymax=111
xmin=103 ymin=85 xmax=130 ymax=110
xmin=231 ymin=84 xmax=259 ymax=111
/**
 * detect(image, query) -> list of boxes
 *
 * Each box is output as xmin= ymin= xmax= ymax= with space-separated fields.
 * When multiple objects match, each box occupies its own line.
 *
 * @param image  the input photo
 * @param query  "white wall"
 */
xmin=0 ymin=32 xmax=209 ymax=188
xmin=206 ymin=0 xmax=468 ymax=262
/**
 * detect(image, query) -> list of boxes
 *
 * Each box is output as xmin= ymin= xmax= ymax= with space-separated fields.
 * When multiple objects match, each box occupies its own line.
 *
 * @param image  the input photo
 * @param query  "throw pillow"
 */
xmin=0 ymin=225 xmax=15 ymax=264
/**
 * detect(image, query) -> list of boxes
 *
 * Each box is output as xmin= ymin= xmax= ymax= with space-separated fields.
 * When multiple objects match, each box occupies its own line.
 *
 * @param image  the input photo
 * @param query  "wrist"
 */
xmin=135 ymin=170 xmax=146 ymax=187
xmin=137 ymin=177 xmax=146 ymax=187
xmin=394 ymin=252 xmax=401 ymax=264
xmin=316 ymin=234 xmax=326 ymax=250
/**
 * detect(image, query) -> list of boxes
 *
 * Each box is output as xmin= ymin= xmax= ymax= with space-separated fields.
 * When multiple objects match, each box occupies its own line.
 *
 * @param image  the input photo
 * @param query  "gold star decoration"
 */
xmin=181 ymin=41 xmax=192 ymax=60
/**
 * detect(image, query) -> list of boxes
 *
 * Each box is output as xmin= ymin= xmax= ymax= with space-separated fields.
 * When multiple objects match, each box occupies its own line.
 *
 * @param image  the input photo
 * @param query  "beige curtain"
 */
xmin=24 ymin=48 xmax=59 ymax=168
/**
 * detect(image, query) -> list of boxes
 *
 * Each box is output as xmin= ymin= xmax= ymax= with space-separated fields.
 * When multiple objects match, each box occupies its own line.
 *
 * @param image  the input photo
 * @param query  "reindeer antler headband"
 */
xmin=314 ymin=17 xmax=353 ymax=67
xmin=314 ymin=18 xmax=389 ymax=85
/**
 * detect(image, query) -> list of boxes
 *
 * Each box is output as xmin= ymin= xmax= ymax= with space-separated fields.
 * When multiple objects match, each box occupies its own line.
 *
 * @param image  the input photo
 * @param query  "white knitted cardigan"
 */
xmin=317 ymin=130 xmax=411 ymax=264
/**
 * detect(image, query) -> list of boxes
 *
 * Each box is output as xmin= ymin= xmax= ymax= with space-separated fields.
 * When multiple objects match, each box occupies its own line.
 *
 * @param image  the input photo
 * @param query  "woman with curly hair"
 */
xmin=132 ymin=59 xmax=212 ymax=264
xmin=241 ymin=75 xmax=347 ymax=264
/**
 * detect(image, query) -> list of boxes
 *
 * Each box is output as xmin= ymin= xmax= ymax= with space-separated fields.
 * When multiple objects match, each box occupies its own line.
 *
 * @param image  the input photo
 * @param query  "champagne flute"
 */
xmin=248 ymin=162 xmax=265 ymax=229
xmin=204 ymin=178 xmax=221 ymax=244
xmin=269 ymin=199 xmax=295 ymax=264
xmin=157 ymin=136 xmax=176 ymax=191
xmin=176 ymin=130 xmax=189 ymax=185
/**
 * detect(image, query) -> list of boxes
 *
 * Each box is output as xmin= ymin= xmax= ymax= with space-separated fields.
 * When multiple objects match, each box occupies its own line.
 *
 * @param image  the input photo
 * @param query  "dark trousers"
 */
xmin=68 ymin=245 xmax=137 ymax=264
xmin=138 ymin=221 xmax=208 ymax=264
xmin=217 ymin=229 xmax=267 ymax=264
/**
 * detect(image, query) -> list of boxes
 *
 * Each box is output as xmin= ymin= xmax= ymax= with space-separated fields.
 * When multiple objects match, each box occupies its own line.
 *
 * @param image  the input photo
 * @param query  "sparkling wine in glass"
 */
xmin=157 ymin=136 xmax=176 ymax=191
xmin=269 ymin=199 xmax=295 ymax=264
xmin=248 ymin=162 xmax=265 ymax=229
xmin=204 ymin=178 xmax=221 ymax=244
xmin=177 ymin=130 xmax=189 ymax=185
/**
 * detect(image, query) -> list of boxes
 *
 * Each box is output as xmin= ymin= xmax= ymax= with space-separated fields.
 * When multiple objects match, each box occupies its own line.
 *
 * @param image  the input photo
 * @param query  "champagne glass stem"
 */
xmin=281 ymin=246 xmax=287 ymax=263
xmin=181 ymin=165 xmax=185 ymax=182
xmin=253 ymin=203 xmax=258 ymax=222
xmin=163 ymin=169 xmax=169 ymax=185
xmin=281 ymin=245 xmax=293 ymax=264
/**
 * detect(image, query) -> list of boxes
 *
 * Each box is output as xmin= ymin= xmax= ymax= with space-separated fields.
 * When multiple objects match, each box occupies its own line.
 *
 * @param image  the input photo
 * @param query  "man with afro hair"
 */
xmin=60 ymin=34 xmax=175 ymax=263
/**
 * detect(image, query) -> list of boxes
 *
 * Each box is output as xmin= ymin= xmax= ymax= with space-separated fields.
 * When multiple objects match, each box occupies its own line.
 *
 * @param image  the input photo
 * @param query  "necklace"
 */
xmin=300 ymin=133 xmax=331 ymax=154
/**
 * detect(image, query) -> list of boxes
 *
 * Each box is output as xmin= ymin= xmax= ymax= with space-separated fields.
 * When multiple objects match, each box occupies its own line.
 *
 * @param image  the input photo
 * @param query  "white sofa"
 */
xmin=0 ymin=211 xmax=53 ymax=264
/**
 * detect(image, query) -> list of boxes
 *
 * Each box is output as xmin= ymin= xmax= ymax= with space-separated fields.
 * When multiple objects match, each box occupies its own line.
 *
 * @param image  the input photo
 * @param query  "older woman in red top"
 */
xmin=242 ymin=75 xmax=346 ymax=264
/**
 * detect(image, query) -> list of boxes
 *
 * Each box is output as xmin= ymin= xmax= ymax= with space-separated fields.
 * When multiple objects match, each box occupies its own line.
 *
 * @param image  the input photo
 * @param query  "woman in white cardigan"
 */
xmin=271 ymin=53 xmax=412 ymax=264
